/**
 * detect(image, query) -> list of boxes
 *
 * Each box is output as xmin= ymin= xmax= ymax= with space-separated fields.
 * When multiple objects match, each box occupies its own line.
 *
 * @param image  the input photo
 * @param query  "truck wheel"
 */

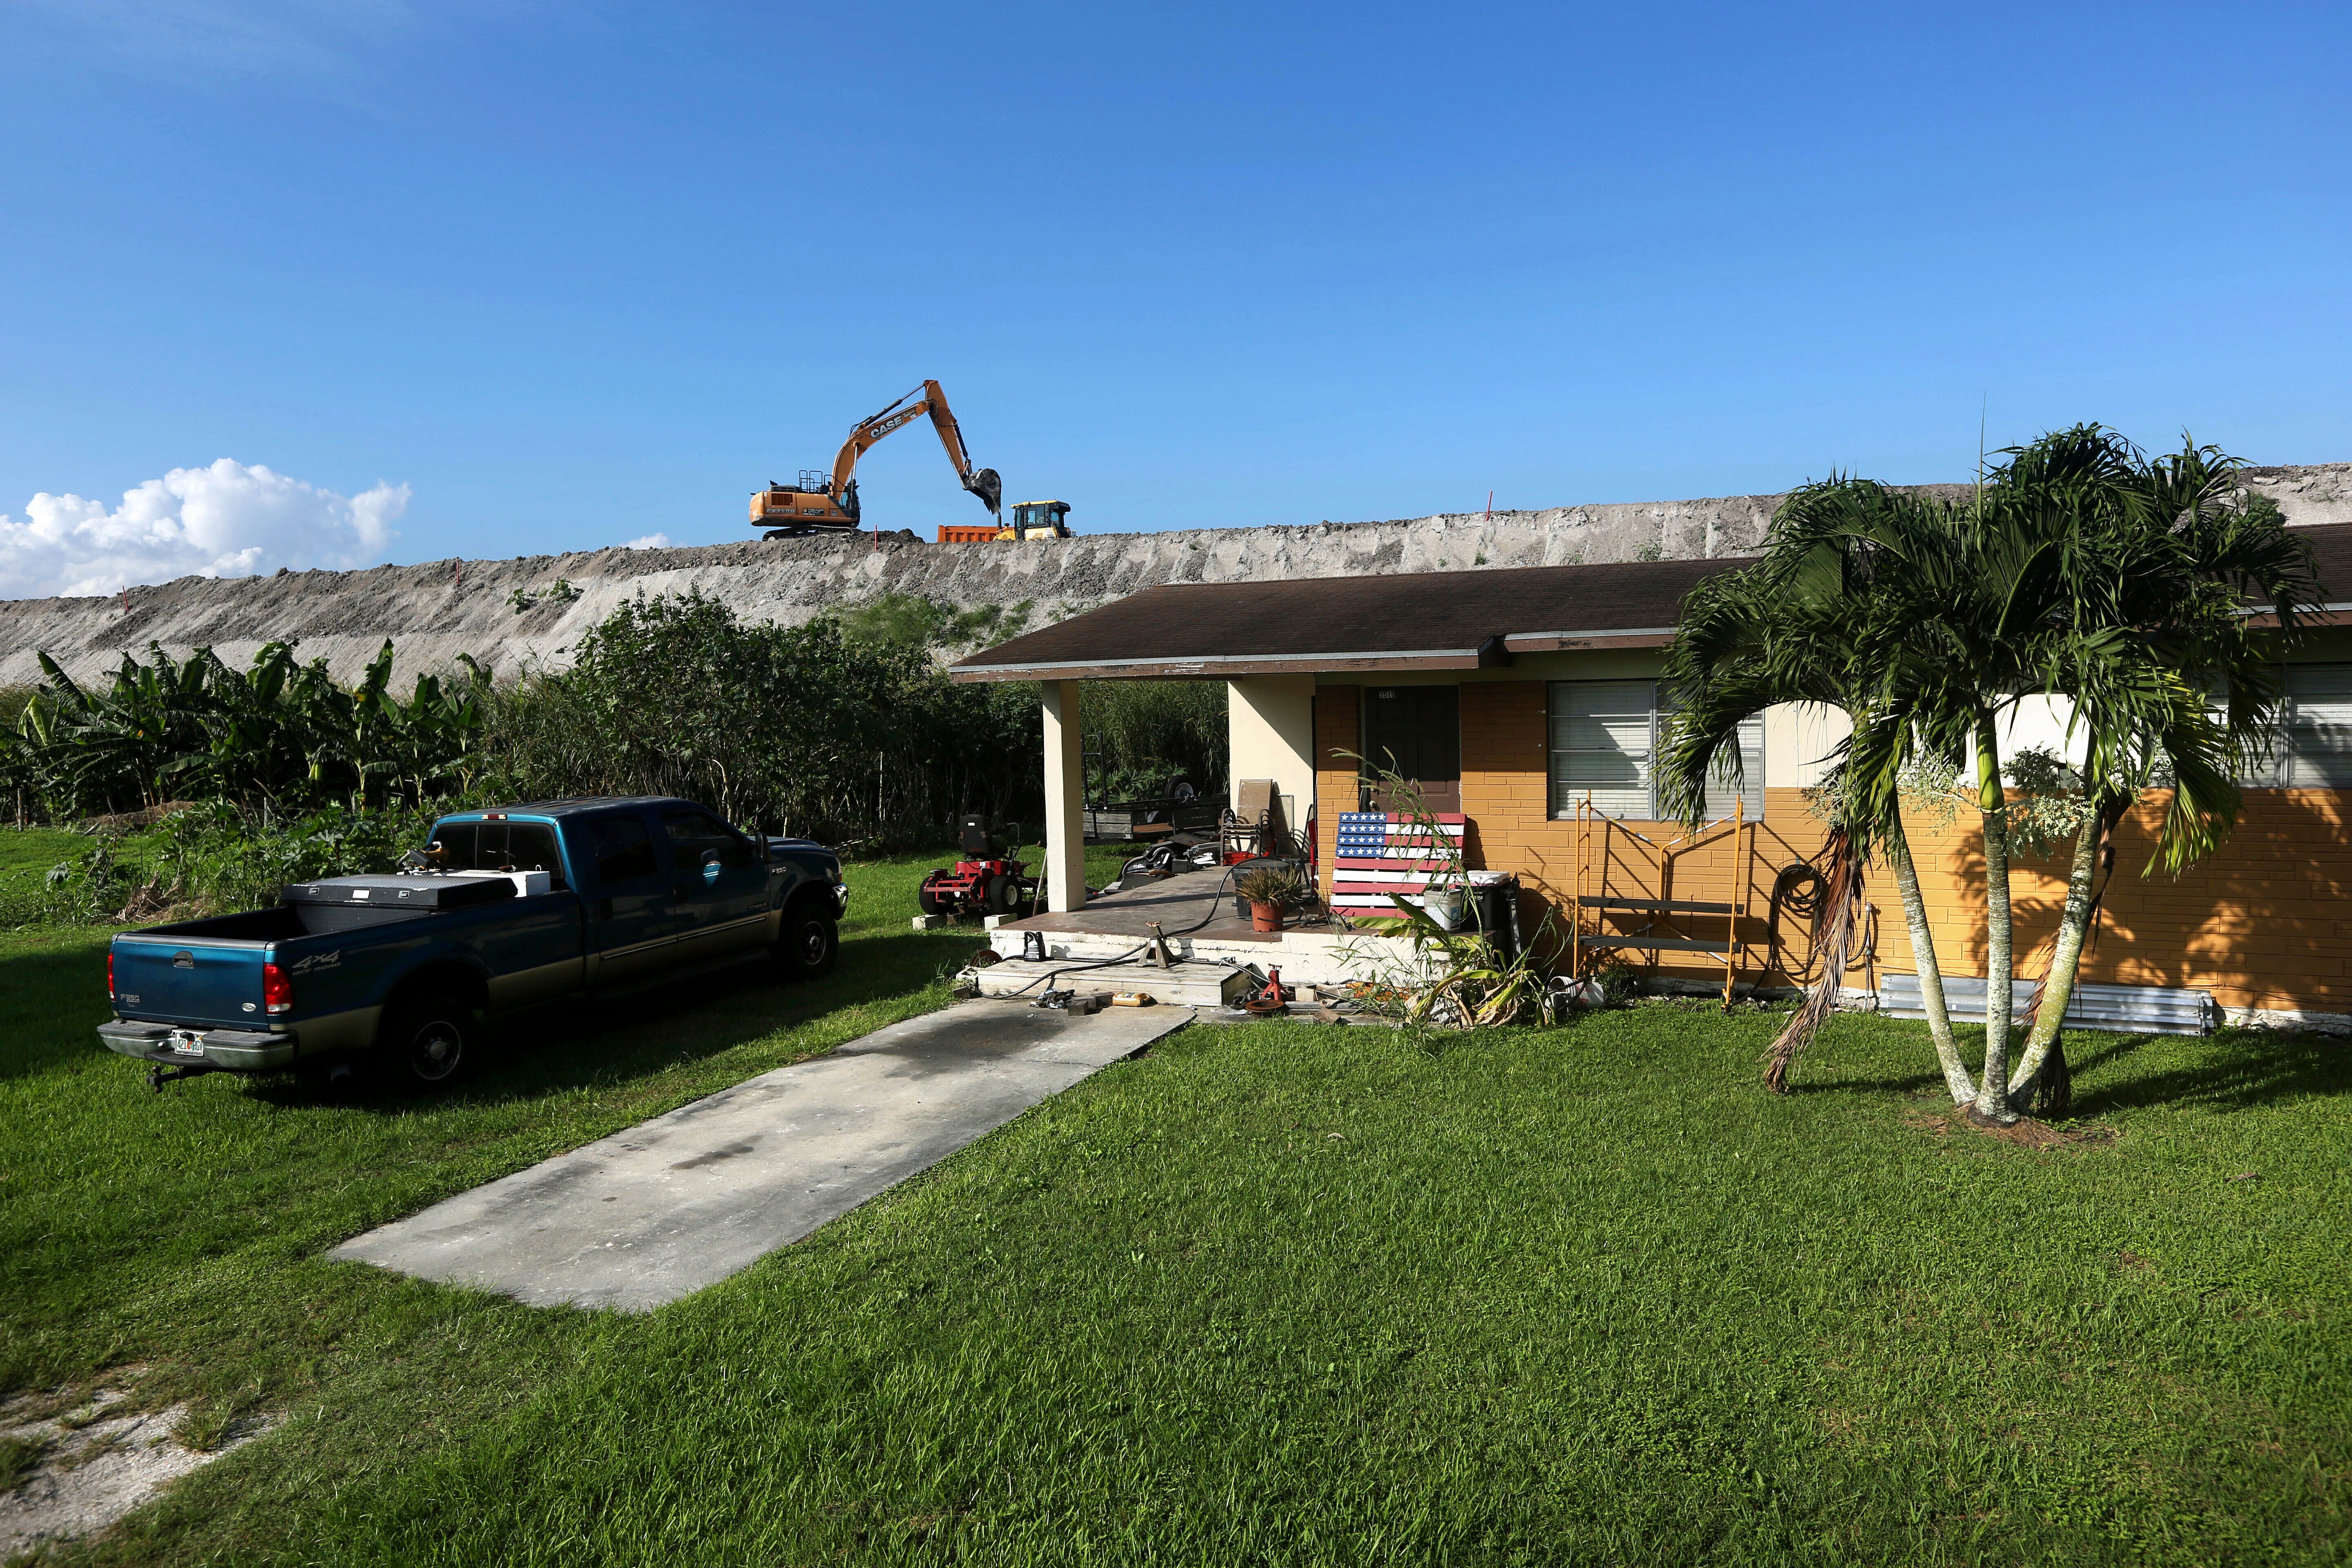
xmin=985 ymin=875 xmax=1016 ymax=915
xmin=917 ymin=879 xmax=946 ymax=917
xmin=774 ymin=900 xmax=838 ymax=981
xmin=375 ymin=993 xmax=472 ymax=1092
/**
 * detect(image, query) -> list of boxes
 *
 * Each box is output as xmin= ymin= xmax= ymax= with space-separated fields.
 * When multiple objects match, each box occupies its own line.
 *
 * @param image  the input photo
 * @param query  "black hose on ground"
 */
xmin=983 ymin=866 xmax=1246 ymax=1000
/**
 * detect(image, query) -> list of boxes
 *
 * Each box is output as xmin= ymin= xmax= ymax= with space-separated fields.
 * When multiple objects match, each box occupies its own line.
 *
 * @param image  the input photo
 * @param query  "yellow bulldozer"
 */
xmin=750 ymin=380 xmax=1002 ymax=537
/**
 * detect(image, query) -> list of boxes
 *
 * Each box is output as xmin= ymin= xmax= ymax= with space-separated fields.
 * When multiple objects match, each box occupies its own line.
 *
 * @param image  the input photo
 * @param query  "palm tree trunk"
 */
xmin=1973 ymin=719 xmax=2018 ymax=1125
xmin=1886 ymin=812 xmax=1975 ymax=1106
xmin=2008 ymin=803 xmax=2100 ymax=1109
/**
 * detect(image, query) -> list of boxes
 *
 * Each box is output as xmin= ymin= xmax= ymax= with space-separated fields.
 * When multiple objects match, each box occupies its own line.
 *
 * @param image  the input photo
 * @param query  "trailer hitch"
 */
xmin=147 ymin=1061 xmax=218 ymax=1092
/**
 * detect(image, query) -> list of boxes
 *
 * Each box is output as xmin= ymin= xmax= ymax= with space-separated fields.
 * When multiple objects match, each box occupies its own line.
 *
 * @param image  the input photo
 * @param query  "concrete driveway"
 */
xmin=330 ymin=1000 xmax=1189 ymax=1312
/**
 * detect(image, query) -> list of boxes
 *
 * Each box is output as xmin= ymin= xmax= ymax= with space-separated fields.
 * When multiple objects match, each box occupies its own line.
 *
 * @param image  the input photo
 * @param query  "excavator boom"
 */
xmin=752 ymin=379 xmax=1000 ymax=535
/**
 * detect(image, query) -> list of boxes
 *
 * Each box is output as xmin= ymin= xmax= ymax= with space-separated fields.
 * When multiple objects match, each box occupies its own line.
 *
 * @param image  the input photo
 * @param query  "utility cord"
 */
xmin=984 ymin=866 xmax=1245 ymax=999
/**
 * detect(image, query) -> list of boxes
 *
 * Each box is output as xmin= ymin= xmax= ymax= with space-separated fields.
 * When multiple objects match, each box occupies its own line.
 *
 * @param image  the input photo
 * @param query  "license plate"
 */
xmin=167 ymin=1033 xmax=206 ymax=1057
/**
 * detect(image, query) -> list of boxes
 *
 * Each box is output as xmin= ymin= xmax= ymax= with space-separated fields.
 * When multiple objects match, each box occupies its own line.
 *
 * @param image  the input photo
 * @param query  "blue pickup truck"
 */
xmin=98 ymin=796 xmax=848 ymax=1091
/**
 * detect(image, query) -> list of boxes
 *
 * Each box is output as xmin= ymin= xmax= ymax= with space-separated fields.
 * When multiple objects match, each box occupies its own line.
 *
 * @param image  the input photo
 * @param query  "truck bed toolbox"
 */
xmin=280 ymin=874 xmax=516 ymax=932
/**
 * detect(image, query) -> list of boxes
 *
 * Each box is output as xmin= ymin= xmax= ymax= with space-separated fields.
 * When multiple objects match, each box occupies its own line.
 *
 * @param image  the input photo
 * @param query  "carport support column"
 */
xmin=1227 ymin=675 xmax=1319 ymax=849
xmin=1042 ymin=680 xmax=1087 ymax=913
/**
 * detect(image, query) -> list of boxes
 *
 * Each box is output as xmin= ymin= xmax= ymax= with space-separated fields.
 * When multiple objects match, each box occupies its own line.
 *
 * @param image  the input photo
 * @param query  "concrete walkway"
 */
xmin=330 ymin=1000 xmax=1190 ymax=1312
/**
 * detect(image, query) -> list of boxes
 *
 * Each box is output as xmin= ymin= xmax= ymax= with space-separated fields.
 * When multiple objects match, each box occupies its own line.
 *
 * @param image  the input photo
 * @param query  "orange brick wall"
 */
xmin=1459 ymin=683 xmax=1823 ymax=981
xmin=1313 ymin=685 xmax=1361 ymax=882
xmin=1870 ymin=790 xmax=2352 ymax=1014
xmin=1314 ymin=679 xmax=2352 ymax=1013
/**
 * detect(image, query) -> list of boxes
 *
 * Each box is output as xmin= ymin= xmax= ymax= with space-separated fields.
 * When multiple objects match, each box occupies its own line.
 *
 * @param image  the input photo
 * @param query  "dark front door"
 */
xmin=1361 ymin=685 xmax=1461 ymax=813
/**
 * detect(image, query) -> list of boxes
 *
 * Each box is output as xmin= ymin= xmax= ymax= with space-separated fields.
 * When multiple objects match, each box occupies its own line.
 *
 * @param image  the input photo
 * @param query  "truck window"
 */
xmin=588 ymin=814 xmax=659 ymax=882
xmin=428 ymin=821 xmax=478 ymax=867
xmin=428 ymin=819 xmax=570 ymax=889
xmin=661 ymin=808 xmax=756 ymax=871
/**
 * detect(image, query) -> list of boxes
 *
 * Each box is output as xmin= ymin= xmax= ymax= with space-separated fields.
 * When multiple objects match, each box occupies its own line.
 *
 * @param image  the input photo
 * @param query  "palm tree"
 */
xmin=1969 ymin=433 xmax=2319 ymax=1111
xmin=1813 ymin=430 xmax=2314 ymax=1121
xmin=1665 ymin=430 xmax=2318 ymax=1119
xmin=1661 ymin=480 xmax=1975 ymax=1102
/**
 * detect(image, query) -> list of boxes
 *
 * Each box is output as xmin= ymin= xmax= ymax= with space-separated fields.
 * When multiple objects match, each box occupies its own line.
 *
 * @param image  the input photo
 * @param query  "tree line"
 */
xmin=2 ymin=590 xmax=1226 ymax=851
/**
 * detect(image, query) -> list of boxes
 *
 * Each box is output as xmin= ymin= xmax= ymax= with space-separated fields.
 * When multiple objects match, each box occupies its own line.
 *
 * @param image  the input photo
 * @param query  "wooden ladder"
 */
xmin=1571 ymin=797 xmax=1753 ymax=1009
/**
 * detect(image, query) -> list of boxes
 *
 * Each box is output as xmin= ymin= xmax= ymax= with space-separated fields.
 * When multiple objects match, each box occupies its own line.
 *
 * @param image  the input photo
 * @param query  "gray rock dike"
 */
xmin=4 ymin=463 xmax=2345 ymax=686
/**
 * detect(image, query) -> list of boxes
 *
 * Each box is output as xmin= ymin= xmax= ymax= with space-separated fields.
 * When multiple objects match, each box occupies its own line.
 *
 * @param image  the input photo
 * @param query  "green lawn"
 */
xmin=2 ymin=852 xmax=2347 ymax=1564
xmin=0 ymin=826 xmax=93 ymax=877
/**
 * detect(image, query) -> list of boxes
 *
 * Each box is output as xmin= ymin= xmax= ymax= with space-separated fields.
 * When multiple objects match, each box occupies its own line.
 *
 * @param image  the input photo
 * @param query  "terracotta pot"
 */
xmin=1250 ymin=899 xmax=1285 ymax=933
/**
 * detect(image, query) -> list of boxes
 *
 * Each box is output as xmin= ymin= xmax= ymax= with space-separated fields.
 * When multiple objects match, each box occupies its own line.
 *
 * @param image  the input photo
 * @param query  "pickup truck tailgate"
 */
xmin=112 ymin=934 xmax=267 ymax=1029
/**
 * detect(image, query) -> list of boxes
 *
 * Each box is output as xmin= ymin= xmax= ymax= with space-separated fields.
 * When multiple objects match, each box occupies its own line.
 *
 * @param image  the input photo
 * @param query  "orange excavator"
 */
xmin=750 ymin=380 xmax=1002 ymax=537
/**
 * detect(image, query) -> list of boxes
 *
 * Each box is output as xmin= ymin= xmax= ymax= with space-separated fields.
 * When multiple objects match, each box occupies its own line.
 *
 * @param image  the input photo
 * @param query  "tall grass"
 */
xmin=1081 ymin=679 xmax=1226 ymax=801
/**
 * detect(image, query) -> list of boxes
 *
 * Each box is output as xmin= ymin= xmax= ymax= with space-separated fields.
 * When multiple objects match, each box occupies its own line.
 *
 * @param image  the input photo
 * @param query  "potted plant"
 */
xmin=1235 ymin=864 xmax=1303 ymax=933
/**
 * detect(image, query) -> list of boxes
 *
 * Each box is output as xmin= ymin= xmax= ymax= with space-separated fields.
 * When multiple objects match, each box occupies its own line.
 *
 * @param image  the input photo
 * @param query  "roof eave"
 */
xmin=947 ymin=629 xmax=1678 ymax=684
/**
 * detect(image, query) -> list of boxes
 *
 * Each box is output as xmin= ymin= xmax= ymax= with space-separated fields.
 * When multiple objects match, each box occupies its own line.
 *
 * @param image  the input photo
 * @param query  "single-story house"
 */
xmin=948 ymin=522 xmax=2352 ymax=1028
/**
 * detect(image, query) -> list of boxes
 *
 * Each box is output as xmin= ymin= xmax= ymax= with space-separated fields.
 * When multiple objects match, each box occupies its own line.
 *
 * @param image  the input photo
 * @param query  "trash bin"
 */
xmin=1468 ymin=872 xmax=1519 ymax=964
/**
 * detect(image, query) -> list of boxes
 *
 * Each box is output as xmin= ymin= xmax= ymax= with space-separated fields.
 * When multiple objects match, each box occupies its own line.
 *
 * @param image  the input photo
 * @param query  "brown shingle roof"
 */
xmin=948 ymin=521 xmax=2352 ymax=683
xmin=949 ymin=554 xmax=1750 ymax=681
xmin=2282 ymin=520 xmax=2352 ymax=609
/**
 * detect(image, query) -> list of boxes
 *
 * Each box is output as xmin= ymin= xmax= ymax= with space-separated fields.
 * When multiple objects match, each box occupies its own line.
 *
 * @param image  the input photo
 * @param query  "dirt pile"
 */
xmin=3 ymin=464 xmax=2342 ymax=686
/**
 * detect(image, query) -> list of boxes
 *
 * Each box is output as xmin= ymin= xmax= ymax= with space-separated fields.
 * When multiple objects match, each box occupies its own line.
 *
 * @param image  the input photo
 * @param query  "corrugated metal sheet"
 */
xmin=1877 ymin=974 xmax=2214 ymax=1036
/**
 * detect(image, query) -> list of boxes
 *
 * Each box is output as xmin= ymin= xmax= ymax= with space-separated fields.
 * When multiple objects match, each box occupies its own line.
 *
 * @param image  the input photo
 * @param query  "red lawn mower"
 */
xmin=918 ymin=815 xmax=1042 ymax=920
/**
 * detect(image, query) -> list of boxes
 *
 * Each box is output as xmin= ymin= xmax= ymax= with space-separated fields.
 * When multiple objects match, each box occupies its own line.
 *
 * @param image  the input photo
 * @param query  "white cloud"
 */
xmin=0 ymin=459 xmax=409 ymax=600
xmin=622 ymin=533 xmax=674 ymax=550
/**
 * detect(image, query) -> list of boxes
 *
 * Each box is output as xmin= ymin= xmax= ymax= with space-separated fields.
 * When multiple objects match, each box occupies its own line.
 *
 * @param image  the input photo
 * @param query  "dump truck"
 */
xmin=936 ymin=500 xmax=1076 ymax=543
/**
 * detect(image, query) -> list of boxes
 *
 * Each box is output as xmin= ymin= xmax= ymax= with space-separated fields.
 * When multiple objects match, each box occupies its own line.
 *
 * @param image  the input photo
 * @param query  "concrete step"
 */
xmin=973 ymin=958 xmax=1247 ymax=1009
xmin=984 ymin=926 xmax=1416 ymax=987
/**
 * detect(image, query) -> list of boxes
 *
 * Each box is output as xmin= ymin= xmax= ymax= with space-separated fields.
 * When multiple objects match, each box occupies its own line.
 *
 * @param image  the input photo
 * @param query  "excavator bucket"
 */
xmin=964 ymin=467 xmax=1003 ymax=515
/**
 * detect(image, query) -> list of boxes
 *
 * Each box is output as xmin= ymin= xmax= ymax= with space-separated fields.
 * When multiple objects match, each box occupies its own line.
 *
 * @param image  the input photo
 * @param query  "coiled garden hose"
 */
xmin=1762 ymin=860 xmax=1877 ymax=990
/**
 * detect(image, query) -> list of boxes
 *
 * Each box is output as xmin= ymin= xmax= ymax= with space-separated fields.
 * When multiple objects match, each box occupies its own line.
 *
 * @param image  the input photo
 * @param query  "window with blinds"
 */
xmin=1548 ymin=682 xmax=1764 ymax=820
xmin=2283 ymin=665 xmax=2352 ymax=786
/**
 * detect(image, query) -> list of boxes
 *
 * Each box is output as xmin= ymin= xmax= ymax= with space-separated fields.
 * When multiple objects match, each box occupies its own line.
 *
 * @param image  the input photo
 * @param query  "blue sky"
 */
xmin=2 ymin=0 xmax=2347 ymax=592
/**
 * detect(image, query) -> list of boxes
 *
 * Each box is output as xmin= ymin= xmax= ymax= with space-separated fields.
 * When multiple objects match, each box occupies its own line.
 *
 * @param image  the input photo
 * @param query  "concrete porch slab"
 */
xmin=997 ymin=871 xmax=1301 ymax=944
xmin=327 ymin=1001 xmax=1190 ymax=1312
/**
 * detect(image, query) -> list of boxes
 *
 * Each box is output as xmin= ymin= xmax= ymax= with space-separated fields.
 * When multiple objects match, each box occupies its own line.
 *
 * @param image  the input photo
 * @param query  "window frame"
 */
xmin=1546 ymin=680 xmax=1764 ymax=822
xmin=2262 ymin=663 xmax=2352 ymax=788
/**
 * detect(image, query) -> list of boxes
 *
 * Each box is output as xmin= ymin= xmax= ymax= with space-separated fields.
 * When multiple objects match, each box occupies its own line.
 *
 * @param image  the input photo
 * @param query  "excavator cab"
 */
xmin=1004 ymin=499 xmax=1072 ymax=541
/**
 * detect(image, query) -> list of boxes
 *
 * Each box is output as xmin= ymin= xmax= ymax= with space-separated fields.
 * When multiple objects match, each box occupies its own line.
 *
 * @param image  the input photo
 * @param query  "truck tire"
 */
xmin=773 ymin=898 xmax=838 ymax=981
xmin=374 ymin=993 xmax=473 ymax=1093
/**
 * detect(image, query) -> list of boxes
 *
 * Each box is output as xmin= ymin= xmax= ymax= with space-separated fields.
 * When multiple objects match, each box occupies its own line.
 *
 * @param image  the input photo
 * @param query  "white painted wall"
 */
xmin=1757 ymin=695 xmax=2084 ymax=791
xmin=1997 ymin=694 xmax=2079 ymax=768
xmin=1227 ymin=675 xmax=1318 ymax=836
xmin=1762 ymin=702 xmax=1851 ymax=788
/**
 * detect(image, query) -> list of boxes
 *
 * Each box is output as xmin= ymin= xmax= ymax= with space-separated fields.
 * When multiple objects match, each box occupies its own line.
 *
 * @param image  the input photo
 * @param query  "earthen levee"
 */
xmin=4 ymin=463 xmax=2344 ymax=686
